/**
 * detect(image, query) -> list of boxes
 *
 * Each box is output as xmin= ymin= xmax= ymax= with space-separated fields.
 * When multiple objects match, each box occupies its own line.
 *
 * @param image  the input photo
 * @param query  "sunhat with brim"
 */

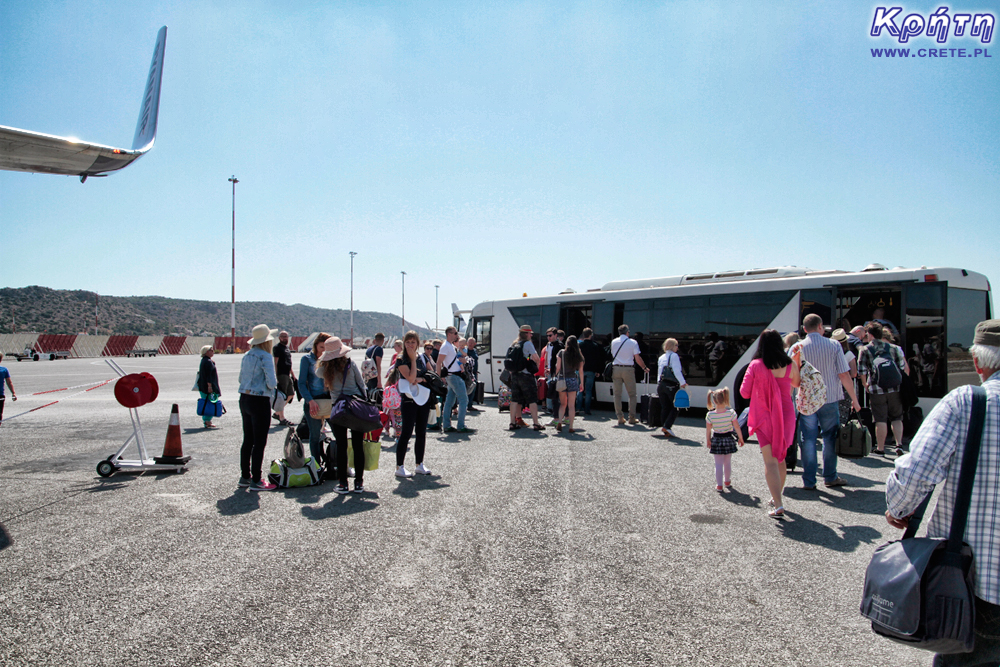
xmin=519 ymin=325 xmax=533 ymax=334
xmin=831 ymin=328 xmax=848 ymax=342
xmin=247 ymin=324 xmax=278 ymax=347
xmin=200 ymin=345 xmax=214 ymax=356
xmin=318 ymin=337 xmax=351 ymax=362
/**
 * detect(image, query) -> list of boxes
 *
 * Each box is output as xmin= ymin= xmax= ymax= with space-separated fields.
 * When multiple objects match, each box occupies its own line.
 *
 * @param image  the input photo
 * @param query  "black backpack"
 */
xmin=871 ymin=344 xmax=903 ymax=391
xmin=505 ymin=342 xmax=526 ymax=372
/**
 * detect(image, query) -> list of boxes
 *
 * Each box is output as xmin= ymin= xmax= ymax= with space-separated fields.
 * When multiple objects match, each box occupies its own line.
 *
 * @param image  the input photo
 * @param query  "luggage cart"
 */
xmin=96 ymin=360 xmax=188 ymax=477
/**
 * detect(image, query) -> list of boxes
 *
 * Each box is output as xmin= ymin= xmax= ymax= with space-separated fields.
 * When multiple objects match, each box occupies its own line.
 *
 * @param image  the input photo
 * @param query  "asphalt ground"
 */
xmin=0 ymin=353 xmax=931 ymax=666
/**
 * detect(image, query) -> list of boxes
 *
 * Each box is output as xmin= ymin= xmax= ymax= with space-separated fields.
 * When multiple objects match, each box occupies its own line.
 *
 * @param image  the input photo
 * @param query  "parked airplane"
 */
xmin=0 ymin=26 xmax=166 ymax=183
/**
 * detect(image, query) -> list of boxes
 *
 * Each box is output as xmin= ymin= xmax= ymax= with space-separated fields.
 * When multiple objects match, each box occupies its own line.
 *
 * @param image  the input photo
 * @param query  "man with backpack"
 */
xmin=577 ymin=328 xmax=606 ymax=415
xmin=858 ymin=320 xmax=908 ymax=456
xmin=363 ymin=333 xmax=385 ymax=391
xmin=505 ymin=325 xmax=545 ymax=431
xmin=796 ymin=314 xmax=861 ymax=490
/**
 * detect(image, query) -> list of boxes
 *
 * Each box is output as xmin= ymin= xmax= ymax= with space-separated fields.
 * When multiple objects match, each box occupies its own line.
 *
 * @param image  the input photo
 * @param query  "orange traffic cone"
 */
xmin=155 ymin=404 xmax=191 ymax=464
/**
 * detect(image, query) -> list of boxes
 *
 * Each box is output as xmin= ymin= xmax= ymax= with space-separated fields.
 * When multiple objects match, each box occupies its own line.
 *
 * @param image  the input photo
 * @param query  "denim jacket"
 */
xmin=238 ymin=347 xmax=277 ymax=396
xmin=299 ymin=352 xmax=328 ymax=403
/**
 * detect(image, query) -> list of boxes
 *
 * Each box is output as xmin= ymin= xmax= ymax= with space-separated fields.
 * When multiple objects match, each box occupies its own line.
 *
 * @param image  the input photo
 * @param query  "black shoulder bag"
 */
xmin=859 ymin=385 xmax=987 ymax=654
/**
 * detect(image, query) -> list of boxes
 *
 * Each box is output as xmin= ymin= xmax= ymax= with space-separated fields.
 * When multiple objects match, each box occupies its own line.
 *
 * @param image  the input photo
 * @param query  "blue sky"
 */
xmin=1 ymin=1 xmax=997 ymax=331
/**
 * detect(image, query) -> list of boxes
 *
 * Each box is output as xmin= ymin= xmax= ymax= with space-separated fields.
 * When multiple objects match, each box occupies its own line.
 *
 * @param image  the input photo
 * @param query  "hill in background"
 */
xmin=0 ymin=286 xmax=435 ymax=339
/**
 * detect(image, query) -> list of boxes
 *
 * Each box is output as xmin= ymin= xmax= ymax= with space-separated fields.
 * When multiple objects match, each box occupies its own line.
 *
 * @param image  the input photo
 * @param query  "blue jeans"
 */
xmin=799 ymin=402 xmax=841 ymax=487
xmin=303 ymin=411 xmax=326 ymax=464
xmin=442 ymin=374 xmax=468 ymax=430
xmin=576 ymin=371 xmax=596 ymax=413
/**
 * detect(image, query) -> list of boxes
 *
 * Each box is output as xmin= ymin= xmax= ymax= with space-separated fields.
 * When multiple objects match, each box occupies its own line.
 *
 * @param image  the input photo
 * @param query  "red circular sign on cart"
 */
xmin=114 ymin=373 xmax=156 ymax=408
xmin=140 ymin=372 xmax=159 ymax=403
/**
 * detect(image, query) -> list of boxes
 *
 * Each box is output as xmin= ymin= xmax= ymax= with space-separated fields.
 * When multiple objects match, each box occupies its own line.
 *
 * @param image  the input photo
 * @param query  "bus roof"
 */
xmin=471 ymin=265 xmax=990 ymax=313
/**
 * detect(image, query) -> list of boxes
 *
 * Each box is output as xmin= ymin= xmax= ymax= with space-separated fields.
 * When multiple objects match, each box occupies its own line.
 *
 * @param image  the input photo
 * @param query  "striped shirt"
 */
xmin=706 ymin=409 xmax=737 ymax=433
xmin=886 ymin=371 xmax=1000 ymax=604
xmin=795 ymin=333 xmax=849 ymax=404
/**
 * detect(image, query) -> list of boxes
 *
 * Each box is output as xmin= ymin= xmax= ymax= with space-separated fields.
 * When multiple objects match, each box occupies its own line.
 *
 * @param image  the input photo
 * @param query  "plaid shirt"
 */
xmin=857 ymin=340 xmax=906 ymax=395
xmin=886 ymin=370 xmax=1000 ymax=605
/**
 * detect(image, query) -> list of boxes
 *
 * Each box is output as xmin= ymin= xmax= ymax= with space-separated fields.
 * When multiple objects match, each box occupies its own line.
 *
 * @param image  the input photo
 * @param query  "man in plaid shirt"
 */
xmin=886 ymin=319 xmax=1000 ymax=666
xmin=858 ymin=320 xmax=909 ymax=456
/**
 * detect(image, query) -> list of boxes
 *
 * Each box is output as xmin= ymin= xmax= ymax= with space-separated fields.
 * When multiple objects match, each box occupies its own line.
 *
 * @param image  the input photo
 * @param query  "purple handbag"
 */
xmin=329 ymin=395 xmax=381 ymax=433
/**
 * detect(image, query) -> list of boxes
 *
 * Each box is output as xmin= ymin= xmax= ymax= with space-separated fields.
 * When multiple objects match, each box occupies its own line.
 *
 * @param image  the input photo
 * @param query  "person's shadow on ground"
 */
xmin=777 ymin=510 xmax=884 ymax=553
xmin=216 ymin=489 xmax=261 ymax=515
xmin=301 ymin=495 xmax=379 ymax=520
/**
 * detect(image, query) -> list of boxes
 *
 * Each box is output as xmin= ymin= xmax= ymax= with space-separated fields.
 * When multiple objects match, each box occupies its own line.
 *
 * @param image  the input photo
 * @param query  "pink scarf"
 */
xmin=739 ymin=359 xmax=791 ymax=461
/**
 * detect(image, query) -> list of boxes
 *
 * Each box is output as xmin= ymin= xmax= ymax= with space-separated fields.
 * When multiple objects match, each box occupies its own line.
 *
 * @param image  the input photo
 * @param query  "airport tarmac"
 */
xmin=1 ymin=354 xmax=927 ymax=666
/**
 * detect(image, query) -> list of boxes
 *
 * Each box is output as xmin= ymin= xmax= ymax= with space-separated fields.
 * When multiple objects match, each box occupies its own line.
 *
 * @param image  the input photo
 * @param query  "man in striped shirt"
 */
xmin=886 ymin=319 xmax=1000 ymax=666
xmin=796 ymin=314 xmax=861 ymax=490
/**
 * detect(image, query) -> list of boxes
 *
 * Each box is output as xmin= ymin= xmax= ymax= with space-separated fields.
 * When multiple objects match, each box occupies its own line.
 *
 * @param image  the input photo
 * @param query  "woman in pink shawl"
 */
xmin=739 ymin=330 xmax=800 ymax=518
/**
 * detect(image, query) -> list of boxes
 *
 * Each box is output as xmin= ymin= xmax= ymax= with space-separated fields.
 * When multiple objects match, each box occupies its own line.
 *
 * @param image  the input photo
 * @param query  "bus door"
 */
xmin=470 ymin=316 xmax=494 ymax=392
xmin=559 ymin=303 xmax=593 ymax=339
xmin=835 ymin=285 xmax=903 ymax=339
xmin=903 ymin=282 xmax=947 ymax=398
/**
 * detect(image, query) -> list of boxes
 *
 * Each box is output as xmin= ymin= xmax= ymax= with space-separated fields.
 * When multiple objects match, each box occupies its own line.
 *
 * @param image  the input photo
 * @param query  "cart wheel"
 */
xmin=32 ymin=354 xmax=39 ymax=361
xmin=96 ymin=460 xmax=117 ymax=478
xmin=49 ymin=353 xmax=56 ymax=361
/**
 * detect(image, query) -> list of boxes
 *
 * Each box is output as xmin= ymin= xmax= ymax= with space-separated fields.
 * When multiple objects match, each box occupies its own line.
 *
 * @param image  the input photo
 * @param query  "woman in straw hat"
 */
xmin=197 ymin=345 xmax=221 ymax=429
xmin=238 ymin=324 xmax=279 ymax=491
xmin=315 ymin=336 xmax=368 ymax=494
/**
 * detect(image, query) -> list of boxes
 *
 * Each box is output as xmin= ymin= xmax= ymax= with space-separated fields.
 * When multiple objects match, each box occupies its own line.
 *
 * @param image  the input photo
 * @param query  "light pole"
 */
xmin=435 ymin=284 xmax=439 ymax=331
xmin=349 ymin=251 xmax=357 ymax=347
xmin=228 ymin=175 xmax=238 ymax=353
xmin=400 ymin=271 xmax=407 ymax=338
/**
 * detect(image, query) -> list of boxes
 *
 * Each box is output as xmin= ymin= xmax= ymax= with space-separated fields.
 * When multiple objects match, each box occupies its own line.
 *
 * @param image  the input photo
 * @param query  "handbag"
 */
xmin=603 ymin=338 xmax=632 ymax=382
xmin=421 ymin=371 xmax=449 ymax=398
xmin=658 ymin=352 xmax=681 ymax=390
xmin=197 ymin=394 xmax=225 ymax=418
xmin=283 ymin=426 xmax=306 ymax=468
xmin=329 ymin=395 xmax=382 ymax=433
xmin=499 ymin=368 xmax=512 ymax=386
xmin=347 ymin=439 xmax=381 ymax=471
xmin=859 ymin=386 xmax=987 ymax=654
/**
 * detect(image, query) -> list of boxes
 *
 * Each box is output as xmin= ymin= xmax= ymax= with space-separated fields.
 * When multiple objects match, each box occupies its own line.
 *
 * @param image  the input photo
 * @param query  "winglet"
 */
xmin=131 ymin=26 xmax=167 ymax=152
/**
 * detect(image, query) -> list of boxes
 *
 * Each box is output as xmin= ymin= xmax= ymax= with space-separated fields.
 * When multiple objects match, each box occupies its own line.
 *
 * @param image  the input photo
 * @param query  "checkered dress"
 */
xmin=886 ymin=371 xmax=1000 ymax=605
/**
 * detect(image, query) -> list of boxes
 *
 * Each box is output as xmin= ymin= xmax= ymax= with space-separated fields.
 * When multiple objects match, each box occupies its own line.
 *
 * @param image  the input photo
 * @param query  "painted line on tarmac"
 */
xmin=4 ymin=379 xmax=114 ymax=422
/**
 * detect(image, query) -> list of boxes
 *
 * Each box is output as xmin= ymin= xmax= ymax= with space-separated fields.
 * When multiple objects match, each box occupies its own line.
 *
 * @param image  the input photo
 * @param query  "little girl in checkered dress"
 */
xmin=705 ymin=388 xmax=744 ymax=490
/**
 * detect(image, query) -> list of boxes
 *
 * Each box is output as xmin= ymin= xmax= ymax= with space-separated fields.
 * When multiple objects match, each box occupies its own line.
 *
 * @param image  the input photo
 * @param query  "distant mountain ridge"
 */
xmin=0 ymin=286 xmax=434 ymax=339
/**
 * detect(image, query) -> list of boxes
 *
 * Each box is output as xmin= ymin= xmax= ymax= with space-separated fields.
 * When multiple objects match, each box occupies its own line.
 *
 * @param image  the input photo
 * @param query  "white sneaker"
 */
xmin=396 ymin=465 xmax=414 ymax=478
xmin=415 ymin=463 xmax=432 ymax=475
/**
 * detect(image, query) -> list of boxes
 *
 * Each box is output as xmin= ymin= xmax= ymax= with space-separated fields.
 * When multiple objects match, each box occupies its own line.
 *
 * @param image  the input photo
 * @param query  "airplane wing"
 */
xmin=0 ymin=26 xmax=166 ymax=182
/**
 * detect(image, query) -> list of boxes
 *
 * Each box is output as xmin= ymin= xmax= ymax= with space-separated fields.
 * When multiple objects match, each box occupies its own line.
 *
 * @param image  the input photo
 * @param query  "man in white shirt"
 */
xmin=610 ymin=324 xmax=650 ymax=425
xmin=436 ymin=326 xmax=473 ymax=434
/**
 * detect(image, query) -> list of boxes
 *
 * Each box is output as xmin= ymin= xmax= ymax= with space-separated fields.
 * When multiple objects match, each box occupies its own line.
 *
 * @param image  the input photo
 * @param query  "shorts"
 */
xmin=561 ymin=376 xmax=580 ymax=393
xmin=277 ymin=375 xmax=294 ymax=399
xmin=510 ymin=372 xmax=537 ymax=406
xmin=869 ymin=390 xmax=903 ymax=423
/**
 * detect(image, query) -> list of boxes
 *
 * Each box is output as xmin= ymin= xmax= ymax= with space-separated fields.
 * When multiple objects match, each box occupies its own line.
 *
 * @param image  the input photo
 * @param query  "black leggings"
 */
xmin=657 ymin=385 xmax=679 ymax=429
xmin=331 ymin=423 xmax=365 ymax=486
xmin=239 ymin=394 xmax=271 ymax=481
xmin=397 ymin=399 xmax=431 ymax=467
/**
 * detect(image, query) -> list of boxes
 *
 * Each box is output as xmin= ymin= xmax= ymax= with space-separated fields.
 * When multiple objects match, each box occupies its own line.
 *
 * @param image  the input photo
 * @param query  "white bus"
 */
xmin=463 ymin=265 xmax=992 ymax=414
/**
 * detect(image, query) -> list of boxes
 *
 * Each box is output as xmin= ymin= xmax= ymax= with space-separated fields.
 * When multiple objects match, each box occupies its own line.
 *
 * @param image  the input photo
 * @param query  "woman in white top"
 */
xmin=656 ymin=338 xmax=688 ymax=438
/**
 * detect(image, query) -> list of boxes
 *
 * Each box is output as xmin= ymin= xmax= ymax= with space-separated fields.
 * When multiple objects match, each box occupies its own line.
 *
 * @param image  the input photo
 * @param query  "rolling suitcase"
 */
xmin=475 ymin=381 xmax=485 ymax=405
xmin=837 ymin=414 xmax=872 ymax=458
xmin=537 ymin=377 xmax=546 ymax=402
xmin=647 ymin=395 xmax=663 ymax=427
xmin=639 ymin=394 xmax=651 ymax=423
xmin=497 ymin=384 xmax=512 ymax=412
